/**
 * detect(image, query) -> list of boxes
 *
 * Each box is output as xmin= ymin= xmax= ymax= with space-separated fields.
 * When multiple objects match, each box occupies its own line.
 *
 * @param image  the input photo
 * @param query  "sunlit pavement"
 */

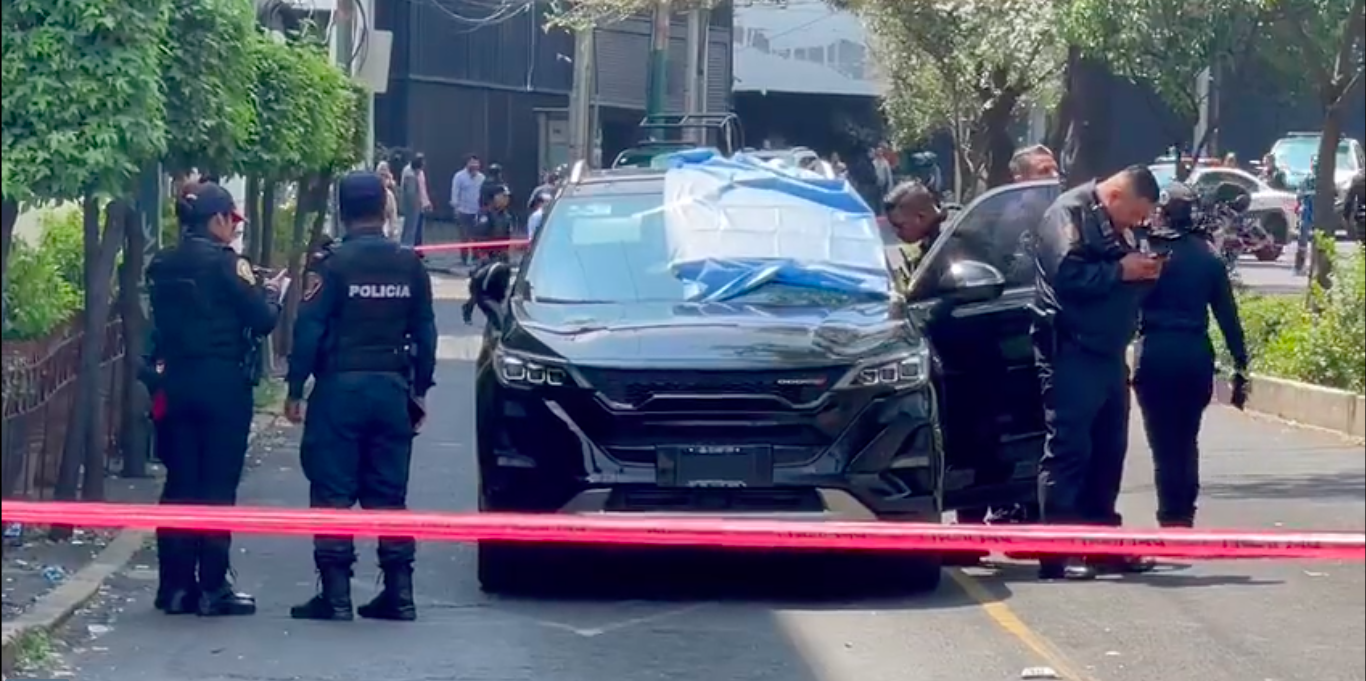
xmin=1236 ymin=239 xmax=1360 ymax=295
xmin=40 ymin=284 xmax=1365 ymax=681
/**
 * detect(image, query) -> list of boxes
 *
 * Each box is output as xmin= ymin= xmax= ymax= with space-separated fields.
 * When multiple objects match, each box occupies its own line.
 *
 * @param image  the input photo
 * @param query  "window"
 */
xmin=1193 ymin=170 xmax=1257 ymax=194
xmin=908 ymin=182 xmax=1061 ymax=301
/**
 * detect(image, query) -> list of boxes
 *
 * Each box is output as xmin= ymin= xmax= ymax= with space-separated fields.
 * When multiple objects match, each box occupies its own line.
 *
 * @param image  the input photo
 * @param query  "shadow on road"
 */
xmin=1201 ymin=471 xmax=1366 ymax=502
xmin=489 ymin=546 xmax=993 ymax=611
xmin=966 ymin=560 xmax=1283 ymax=590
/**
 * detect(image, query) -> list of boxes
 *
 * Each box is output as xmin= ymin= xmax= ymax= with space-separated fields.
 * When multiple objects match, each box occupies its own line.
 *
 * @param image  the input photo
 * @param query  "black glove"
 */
xmin=1231 ymin=371 xmax=1250 ymax=410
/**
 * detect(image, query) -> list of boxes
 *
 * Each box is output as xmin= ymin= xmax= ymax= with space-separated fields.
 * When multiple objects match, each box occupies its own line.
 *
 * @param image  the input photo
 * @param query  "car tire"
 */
xmin=1260 ymin=213 xmax=1290 ymax=244
xmin=477 ymin=541 xmax=546 ymax=595
xmin=1254 ymin=243 xmax=1283 ymax=262
xmin=874 ymin=513 xmax=945 ymax=593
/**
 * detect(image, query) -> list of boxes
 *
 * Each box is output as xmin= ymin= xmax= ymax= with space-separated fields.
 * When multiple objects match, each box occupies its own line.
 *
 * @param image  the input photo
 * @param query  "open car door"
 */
xmin=903 ymin=181 xmax=1062 ymax=515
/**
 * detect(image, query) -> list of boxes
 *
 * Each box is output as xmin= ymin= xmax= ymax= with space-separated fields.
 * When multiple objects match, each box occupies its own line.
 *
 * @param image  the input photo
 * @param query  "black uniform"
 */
xmin=1343 ymin=169 xmax=1365 ymax=240
xmin=475 ymin=191 xmax=515 ymax=262
xmin=288 ymin=172 xmax=437 ymax=622
xmin=1135 ymin=184 xmax=1248 ymax=527
xmin=146 ymin=182 xmax=280 ymax=616
xmin=1032 ymin=180 xmax=1151 ymax=577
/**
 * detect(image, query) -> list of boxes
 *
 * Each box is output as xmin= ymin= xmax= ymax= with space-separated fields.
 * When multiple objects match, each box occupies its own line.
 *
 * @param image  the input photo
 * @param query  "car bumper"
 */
xmin=479 ymin=381 xmax=941 ymax=519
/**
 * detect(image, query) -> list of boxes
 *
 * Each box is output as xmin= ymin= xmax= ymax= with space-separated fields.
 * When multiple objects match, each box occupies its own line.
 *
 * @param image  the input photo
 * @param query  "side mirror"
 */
xmin=938 ymin=260 xmax=1005 ymax=305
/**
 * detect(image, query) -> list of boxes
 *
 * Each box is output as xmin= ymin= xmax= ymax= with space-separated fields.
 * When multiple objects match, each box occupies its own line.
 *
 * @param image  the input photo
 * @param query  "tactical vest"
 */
xmin=323 ymin=242 xmax=423 ymax=374
xmin=148 ymin=238 xmax=252 ymax=364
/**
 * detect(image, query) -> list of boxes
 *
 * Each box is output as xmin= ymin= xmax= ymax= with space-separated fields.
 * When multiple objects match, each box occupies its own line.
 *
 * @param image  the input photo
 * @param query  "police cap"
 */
xmin=178 ymin=182 xmax=243 ymax=225
xmin=338 ymin=171 xmax=387 ymax=222
xmin=1159 ymin=182 xmax=1198 ymax=207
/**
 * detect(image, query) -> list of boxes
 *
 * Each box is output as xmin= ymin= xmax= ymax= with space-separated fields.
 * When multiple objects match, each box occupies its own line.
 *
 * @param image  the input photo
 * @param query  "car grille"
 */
xmin=576 ymin=367 xmax=848 ymax=408
xmin=604 ymin=487 xmax=824 ymax=513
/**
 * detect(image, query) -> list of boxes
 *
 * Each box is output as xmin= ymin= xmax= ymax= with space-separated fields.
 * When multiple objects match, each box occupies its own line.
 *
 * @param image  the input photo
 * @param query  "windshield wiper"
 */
xmin=531 ymin=296 xmax=616 ymax=304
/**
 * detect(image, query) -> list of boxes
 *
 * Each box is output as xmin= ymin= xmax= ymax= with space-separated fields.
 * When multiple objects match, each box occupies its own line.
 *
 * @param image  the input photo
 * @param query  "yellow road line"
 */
xmin=948 ymin=570 xmax=1100 ymax=681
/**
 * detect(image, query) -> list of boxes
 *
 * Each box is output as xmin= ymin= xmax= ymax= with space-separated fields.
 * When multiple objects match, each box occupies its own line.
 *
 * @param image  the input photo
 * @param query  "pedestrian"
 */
xmin=480 ymin=163 xmax=509 ymax=209
xmin=400 ymin=154 xmax=432 ymax=248
xmin=528 ymin=169 xmax=559 ymax=212
xmin=146 ymin=181 xmax=284 ymax=616
xmin=1341 ymin=167 xmax=1365 ymax=241
xmin=1134 ymin=182 xmax=1250 ymax=530
xmin=1009 ymin=145 xmax=1061 ymax=183
xmin=1031 ymin=164 xmax=1164 ymax=581
xmin=1260 ymin=154 xmax=1288 ymax=191
xmin=376 ymin=161 xmax=401 ymax=242
xmin=449 ymin=154 xmax=485 ymax=267
xmin=1294 ymin=156 xmax=1318 ymax=275
xmin=872 ymin=145 xmax=895 ymax=207
xmin=1222 ymin=152 xmax=1238 ymax=169
xmin=286 ymin=171 xmax=438 ymax=623
xmin=526 ymin=189 xmax=553 ymax=241
xmin=476 ymin=184 xmax=515 ymax=263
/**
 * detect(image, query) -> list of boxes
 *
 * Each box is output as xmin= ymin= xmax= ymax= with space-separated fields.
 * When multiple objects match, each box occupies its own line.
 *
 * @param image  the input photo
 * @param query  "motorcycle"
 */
xmin=1205 ymin=186 xmax=1281 ymax=273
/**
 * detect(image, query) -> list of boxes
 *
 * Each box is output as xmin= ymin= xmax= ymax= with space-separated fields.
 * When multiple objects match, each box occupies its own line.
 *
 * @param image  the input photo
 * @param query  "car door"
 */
xmin=905 ymin=181 xmax=1060 ymax=512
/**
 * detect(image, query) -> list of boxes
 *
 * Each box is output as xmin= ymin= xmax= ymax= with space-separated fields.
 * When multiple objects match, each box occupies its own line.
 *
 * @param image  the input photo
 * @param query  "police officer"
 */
xmin=147 ymin=182 xmax=282 ymax=616
xmin=477 ymin=184 xmax=515 ymax=263
xmin=882 ymin=180 xmax=947 ymax=282
xmin=1032 ymin=165 xmax=1163 ymax=581
xmin=1343 ymin=167 xmax=1365 ymax=241
xmin=1135 ymin=183 xmax=1249 ymax=529
xmin=286 ymin=171 xmax=438 ymax=622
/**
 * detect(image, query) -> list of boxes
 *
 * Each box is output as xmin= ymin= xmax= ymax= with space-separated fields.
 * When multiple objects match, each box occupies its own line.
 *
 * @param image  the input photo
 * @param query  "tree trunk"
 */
xmin=118 ymin=202 xmax=151 ymax=479
xmin=1057 ymin=54 xmax=1111 ymax=187
xmin=244 ymin=176 xmax=262 ymax=263
xmin=276 ymin=176 xmax=317 ymax=358
xmin=982 ymin=90 xmax=1022 ymax=189
xmin=1310 ymin=104 xmax=1344 ymax=290
xmin=1 ymin=198 xmax=18 ymax=327
xmin=259 ymin=183 xmax=278 ymax=268
xmin=53 ymin=196 xmax=126 ymax=512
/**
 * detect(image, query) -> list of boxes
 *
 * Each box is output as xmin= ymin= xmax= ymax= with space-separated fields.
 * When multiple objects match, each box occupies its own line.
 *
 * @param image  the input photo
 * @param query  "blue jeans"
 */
xmin=1298 ymin=197 xmax=1314 ymax=252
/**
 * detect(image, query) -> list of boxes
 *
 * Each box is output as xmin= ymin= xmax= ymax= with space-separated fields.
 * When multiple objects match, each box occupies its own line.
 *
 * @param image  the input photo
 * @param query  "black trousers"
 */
xmin=301 ymin=372 xmax=416 ymax=570
xmin=1133 ymin=332 xmax=1215 ymax=526
xmin=1036 ymin=344 xmax=1131 ymax=526
xmin=157 ymin=360 xmax=253 ymax=593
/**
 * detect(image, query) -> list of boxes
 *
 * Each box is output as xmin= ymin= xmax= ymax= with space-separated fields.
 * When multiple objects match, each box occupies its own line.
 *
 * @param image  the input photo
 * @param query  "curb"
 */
xmin=1126 ymin=347 xmax=1365 ymax=440
xmin=0 ymin=412 xmax=280 ymax=675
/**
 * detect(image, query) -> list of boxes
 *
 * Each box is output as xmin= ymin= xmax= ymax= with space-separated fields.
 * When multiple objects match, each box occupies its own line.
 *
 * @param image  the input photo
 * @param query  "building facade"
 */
xmin=374 ymin=0 xmax=734 ymax=215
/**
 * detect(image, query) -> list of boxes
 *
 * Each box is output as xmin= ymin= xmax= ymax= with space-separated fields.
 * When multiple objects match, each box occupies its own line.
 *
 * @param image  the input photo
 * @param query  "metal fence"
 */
xmin=1 ymin=318 xmax=125 ymax=500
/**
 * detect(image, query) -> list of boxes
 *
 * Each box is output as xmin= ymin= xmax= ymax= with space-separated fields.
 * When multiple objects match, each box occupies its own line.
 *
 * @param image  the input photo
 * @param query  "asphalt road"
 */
xmin=29 ymin=278 xmax=1365 ymax=681
xmin=1237 ymin=239 xmax=1360 ymax=295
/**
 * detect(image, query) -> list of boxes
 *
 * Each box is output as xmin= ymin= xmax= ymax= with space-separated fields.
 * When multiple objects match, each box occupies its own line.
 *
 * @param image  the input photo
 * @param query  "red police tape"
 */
xmin=414 ymin=238 xmax=530 ymax=253
xmin=3 ymin=501 xmax=1363 ymax=560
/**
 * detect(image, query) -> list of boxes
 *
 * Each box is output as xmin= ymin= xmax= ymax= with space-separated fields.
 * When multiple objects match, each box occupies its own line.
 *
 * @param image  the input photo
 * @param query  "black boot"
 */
xmin=158 ymin=586 xmax=201 ymax=615
xmin=290 ymin=566 xmax=354 ymax=621
xmin=357 ymin=566 xmax=416 ymax=621
xmin=197 ymin=584 xmax=257 ymax=617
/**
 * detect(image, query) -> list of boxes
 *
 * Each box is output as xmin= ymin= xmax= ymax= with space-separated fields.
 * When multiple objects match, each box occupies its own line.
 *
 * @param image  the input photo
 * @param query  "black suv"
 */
xmin=471 ymin=167 xmax=1060 ymax=594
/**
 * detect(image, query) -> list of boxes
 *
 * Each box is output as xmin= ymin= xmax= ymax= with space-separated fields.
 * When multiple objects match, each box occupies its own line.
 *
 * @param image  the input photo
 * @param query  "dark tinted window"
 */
xmin=1193 ymin=169 xmax=1258 ymax=193
xmin=908 ymin=182 xmax=1060 ymax=301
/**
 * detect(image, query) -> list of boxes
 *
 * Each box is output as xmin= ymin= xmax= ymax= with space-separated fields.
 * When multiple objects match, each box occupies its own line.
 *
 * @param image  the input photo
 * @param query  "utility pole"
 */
xmin=362 ymin=0 xmax=376 ymax=168
xmin=683 ymin=8 xmax=708 ymax=145
xmin=646 ymin=0 xmax=672 ymax=137
xmin=569 ymin=28 xmax=597 ymax=164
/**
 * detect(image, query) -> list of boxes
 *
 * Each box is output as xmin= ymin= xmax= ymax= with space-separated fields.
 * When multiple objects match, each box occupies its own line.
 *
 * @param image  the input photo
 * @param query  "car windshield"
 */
xmin=1272 ymin=138 xmax=1357 ymax=173
xmin=523 ymin=188 xmax=890 ymax=307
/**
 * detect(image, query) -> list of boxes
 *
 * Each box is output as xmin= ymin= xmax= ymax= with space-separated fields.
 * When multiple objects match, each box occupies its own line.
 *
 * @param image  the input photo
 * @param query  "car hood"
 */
xmin=505 ymin=300 xmax=918 ymax=369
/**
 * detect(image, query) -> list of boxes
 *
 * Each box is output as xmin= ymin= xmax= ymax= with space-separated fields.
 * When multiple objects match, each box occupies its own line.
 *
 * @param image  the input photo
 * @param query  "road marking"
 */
xmin=949 ymin=570 xmax=1099 ymax=681
xmin=501 ymin=602 xmax=713 ymax=638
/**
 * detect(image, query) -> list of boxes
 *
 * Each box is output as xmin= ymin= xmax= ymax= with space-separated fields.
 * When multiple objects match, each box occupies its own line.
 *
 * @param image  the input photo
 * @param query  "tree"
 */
xmin=1 ymin=0 xmax=172 ymax=504
xmin=1060 ymin=0 xmax=1270 ymax=161
xmin=842 ymin=0 xmax=1065 ymax=194
xmin=543 ymin=0 xmax=716 ymax=28
xmin=162 ymin=0 xmax=260 ymax=179
xmin=1262 ymin=0 xmax=1364 ymax=251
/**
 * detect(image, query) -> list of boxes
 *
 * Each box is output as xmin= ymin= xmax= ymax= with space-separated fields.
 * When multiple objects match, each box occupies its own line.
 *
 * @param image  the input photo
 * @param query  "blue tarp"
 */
xmin=658 ymin=149 xmax=889 ymax=302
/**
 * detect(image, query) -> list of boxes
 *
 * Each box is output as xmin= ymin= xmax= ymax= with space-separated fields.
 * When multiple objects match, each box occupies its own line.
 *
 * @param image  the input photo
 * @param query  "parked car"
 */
xmin=1267 ymin=132 xmax=1365 ymax=196
xmin=1150 ymin=163 xmax=1300 ymax=254
xmin=469 ymin=155 xmax=1059 ymax=595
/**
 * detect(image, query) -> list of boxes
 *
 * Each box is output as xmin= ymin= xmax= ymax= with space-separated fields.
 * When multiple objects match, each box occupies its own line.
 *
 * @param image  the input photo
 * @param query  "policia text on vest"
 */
xmin=349 ymin=283 xmax=413 ymax=298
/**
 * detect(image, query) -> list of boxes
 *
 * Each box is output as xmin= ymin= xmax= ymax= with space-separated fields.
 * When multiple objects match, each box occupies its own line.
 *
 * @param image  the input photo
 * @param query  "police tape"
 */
xmin=414 ymin=238 xmax=530 ymax=253
xmin=3 ymin=501 xmax=1363 ymax=560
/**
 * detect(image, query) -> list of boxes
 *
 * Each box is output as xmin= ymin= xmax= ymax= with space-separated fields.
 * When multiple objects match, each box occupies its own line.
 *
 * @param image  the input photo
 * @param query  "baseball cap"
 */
xmin=180 ymin=182 xmax=243 ymax=224
xmin=337 ymin=171 xmax=387 ymax=221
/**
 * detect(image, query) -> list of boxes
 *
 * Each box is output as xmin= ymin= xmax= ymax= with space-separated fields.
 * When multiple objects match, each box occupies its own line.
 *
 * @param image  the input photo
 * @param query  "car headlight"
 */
xmin=495 ymin=349 xmax=570 ymax=387
xmin=852 ymin=346 xmax=930 ymax=389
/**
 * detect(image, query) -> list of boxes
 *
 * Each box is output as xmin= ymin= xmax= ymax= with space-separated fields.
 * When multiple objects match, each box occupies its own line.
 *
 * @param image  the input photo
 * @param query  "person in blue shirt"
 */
xmin=526 ymin=189 xmax=553 ymax=240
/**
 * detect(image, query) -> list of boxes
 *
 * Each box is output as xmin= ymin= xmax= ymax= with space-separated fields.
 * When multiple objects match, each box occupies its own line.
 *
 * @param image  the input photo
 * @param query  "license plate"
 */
xmin=656 ymin=445 xmax=774 ymax=488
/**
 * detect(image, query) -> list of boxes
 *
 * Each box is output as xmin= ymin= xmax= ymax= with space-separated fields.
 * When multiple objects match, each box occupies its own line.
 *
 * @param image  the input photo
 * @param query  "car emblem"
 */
xmin=775 ymin=377 xmax=827 ymax=386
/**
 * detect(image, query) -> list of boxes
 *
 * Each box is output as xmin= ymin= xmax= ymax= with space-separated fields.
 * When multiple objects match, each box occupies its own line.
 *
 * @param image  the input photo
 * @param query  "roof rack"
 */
xmin=637 ymin=112 xmax=743 ymax=155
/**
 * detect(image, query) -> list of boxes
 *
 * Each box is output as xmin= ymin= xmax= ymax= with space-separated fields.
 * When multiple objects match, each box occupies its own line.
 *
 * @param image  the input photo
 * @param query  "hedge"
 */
xmin=1 ymin=207 xmax=85 ymax=339
xmin=1213 ymin=242 xmax=1366 ymax=394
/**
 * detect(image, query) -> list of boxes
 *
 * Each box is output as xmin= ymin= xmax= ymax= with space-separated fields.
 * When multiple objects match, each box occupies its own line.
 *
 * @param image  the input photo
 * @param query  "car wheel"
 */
xmin=1254 ymin=243 xmax=1283 ymax=262
xmin=874 ymin=512 xmax=945 ymax=593
xmin=1260 ymin=213 xmax=1289 ymax=244
xmin=943 ymin=507 xmax=990 ymax=566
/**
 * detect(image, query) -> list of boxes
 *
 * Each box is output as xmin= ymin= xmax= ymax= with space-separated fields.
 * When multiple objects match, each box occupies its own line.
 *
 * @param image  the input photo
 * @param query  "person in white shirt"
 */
xmin=526 ymin=190 xmax=553 ymax=240
xmin=449 ymin=155 xmax=485 ymax=267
